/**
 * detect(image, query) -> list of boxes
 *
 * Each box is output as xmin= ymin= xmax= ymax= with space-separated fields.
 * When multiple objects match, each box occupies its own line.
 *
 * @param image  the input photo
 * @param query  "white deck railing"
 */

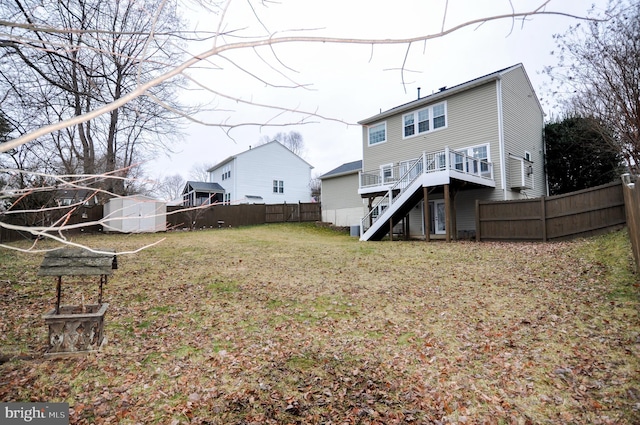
xmin=359 ymin=147 xmax=493 ymax=190
xmin=359 ymin=148 xmax=494 ymax=235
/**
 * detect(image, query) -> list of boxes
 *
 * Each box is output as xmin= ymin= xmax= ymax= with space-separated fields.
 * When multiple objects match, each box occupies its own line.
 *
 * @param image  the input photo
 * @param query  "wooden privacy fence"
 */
xmin=167 ymin=202 xmax=321 ymax=230
xmin=622 ymin=174 xmax=640 ymax=272
xmin=0 ymin=205 xmax=103 ymax=244
xmin=476 ymin=181 xmax=627 ymax=242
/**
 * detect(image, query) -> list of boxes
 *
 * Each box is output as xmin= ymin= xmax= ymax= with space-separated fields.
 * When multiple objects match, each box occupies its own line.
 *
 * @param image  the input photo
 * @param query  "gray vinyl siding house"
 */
xmin=320 ymin=160 xmax=365 ymax=227
xmin=357 ymin=64 xmax=546 ymax=241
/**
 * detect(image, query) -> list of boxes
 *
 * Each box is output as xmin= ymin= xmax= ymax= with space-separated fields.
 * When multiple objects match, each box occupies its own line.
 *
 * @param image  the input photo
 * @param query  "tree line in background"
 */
xmin=543 ymin=0 xmax=639 ymax=195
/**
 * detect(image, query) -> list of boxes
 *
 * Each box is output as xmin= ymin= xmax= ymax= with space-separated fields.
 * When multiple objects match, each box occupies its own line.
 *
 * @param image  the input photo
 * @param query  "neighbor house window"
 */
xmin=368 ymin=122 xmax=386 ymax=145
xmin=402 ymin=102 xmax=446 ymax=138
xmin=273 ymin=180 xmax=284 ymax=194
xmin=221 ymin=165 xmax=231 ymax=180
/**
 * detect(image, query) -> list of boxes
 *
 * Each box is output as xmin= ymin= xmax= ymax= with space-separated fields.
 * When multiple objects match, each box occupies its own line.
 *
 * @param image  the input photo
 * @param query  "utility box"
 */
xmin=103 ymin=195 xmax=166 ymax=233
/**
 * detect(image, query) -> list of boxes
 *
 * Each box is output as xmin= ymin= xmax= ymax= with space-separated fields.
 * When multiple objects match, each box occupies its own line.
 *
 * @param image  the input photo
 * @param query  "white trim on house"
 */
xmin=496 ymin=77 xmax=507 ymax=198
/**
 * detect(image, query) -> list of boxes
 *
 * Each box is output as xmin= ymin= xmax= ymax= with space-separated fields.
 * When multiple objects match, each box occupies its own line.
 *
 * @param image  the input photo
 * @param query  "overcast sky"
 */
xmin=146 ymin=0 xmax=608 ymax=182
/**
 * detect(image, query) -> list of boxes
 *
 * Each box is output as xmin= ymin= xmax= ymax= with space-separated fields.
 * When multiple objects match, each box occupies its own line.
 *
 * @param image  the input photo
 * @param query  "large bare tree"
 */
xmin=0 ymin=0 xmax=185 ymax=196
xmin=545 ymin=0 xmax=640 ymax=173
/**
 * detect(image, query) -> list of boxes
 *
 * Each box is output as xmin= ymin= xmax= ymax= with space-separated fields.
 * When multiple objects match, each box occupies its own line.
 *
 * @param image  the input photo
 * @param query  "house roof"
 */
xmin=320 ymin=160 xmax=362 ymax=180
xmin=183 ymin=181 xmax=225 ymax=193
xmin=55 ymin=188 xmax=95 ymax=200
xmin=358 ymin=63 xmax=534 ymax=125
xmin=207 ymin=140 xmax=314 ymax=172
xmin=109 ymin=194 xmax=164 ymax=203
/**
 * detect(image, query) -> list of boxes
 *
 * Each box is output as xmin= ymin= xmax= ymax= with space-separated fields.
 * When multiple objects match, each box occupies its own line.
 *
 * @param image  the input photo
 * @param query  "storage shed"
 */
xmin=103 ymin=195 xmax=166 ymax=233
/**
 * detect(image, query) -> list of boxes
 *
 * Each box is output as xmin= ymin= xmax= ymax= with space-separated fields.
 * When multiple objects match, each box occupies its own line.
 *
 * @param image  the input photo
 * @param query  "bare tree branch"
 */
xmin=1 ymin=4 xmax=598 ymax=154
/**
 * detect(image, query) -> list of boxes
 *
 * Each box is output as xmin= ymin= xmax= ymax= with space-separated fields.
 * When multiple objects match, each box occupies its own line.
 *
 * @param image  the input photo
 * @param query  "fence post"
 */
xmin=283 ymin=202 xmax=286 ymax=222
xmin=622 ymin=175 xmax=639 ymax=272
xmin=298 ymin=202 xmax=301 ymax=222
xmin=540 ymin=196 xmax=547 ymax=242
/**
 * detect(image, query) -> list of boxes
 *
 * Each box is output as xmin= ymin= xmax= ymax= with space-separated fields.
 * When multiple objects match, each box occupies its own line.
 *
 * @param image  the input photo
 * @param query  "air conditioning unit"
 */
xmin=509 ymin=155 xmax=534 ymax=190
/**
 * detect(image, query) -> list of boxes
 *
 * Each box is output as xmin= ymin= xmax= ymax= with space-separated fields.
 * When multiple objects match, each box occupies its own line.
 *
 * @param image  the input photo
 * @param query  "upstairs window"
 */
xmin=403 ymin=115 xmax=415 ymax=137
xmin=221 ymin=165 xmax=231 ymax=180
xmin=368 ymin=122 xmax=386 ymax=145
xmin=402 ymin=102 xmax=447 ymax=138
xmin=433 ymin=103 xmax=446 ymax=129
xmin=418 ymin=109 xmax=430 ymax=132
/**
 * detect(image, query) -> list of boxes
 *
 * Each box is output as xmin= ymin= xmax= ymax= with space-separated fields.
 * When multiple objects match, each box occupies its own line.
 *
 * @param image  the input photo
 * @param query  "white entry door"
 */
xmin=430 ymin=200 xmax=446 ymax=234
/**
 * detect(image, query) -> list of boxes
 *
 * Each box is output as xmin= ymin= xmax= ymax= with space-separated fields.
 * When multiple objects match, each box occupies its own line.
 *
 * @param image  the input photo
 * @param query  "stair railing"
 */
xmin=360 ymin=154 xmax=425 ymax=235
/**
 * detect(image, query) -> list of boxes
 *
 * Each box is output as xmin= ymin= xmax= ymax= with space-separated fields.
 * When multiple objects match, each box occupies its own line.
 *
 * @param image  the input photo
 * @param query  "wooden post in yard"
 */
xmin=389 ymin=218 xmax=394 ymax=241
xmin=423 ymin=186 xmax=430 ymax=242
xmin=540 ymin=196 xmax=547 ymax=242
xmin=444 ymin=184 xmax=451 ymax=242
xmin=475 ymin=200 xmax=481 ymax=242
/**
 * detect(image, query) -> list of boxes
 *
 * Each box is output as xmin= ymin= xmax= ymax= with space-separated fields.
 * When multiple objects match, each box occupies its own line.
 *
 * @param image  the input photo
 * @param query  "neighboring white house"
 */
xmin=103 ymin=195 xmax=166 ymax=233
xmin=207 ymin=141 xmax=313 ymax=204
xmin=319 ymin=160 xmax=365 ymax=227
xmin=329 ymin=64 xmax=546 ymax=241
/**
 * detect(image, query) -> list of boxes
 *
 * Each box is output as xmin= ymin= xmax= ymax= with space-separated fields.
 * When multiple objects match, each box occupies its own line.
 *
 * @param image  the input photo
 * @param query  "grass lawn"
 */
xmin=0 ymin=223 xmax=639 ymax=424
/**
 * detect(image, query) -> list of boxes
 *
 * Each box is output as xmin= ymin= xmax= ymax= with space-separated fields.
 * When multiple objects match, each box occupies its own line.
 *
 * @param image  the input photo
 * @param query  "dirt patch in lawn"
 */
xmin=1 ymin=224 xmax=638 ymax=424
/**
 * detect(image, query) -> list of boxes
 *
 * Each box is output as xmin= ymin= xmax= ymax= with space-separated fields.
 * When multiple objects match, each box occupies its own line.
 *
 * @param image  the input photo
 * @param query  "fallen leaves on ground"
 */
xmin=0 ymin=224 xmax=638 ymax=424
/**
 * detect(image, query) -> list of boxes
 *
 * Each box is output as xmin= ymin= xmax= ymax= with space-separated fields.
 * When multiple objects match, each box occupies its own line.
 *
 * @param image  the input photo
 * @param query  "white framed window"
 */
xmin=381 ymin=163 xmax=394 ymax=184
xmin=453 ymin=143 xmax=490 ymax=176
xmin=224 ymin=193 xmax=231 ymax=204
xmin=273 ymin=180 xmax=284 ymax=194
xmin=403 ymin=115 xmax=415 ymax=137
xmin=402 ymin=102 xmax=446 ymax=139
xmin=221 ymin=165 xmax=231 ymax=180
xmin=368 ymin=122 xmax=387 ymax=145
xmin=524 ymin=151 xmax=532 ymax=162
xmin=433 ymin=103 xmax=446 ymax=129
xmin=418 ymin=109 xmax=430 ymax=133
xmin=371 ymin=204 xmax=388 ymax=220
xmin=472 ymin=145 xmax=489 ymax=174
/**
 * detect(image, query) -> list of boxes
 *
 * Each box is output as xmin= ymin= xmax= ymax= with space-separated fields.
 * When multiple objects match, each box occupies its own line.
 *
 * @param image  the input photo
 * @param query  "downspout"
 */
xmin=542 ymin=122 xmax=550 ymax=196
xmin=496 ymin=77 xmax=507 ymax=200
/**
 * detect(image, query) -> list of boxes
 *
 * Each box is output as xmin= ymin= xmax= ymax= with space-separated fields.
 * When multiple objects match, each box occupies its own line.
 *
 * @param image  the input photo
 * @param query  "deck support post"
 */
xmin=444 ymin=183 xmax=451 ymax=243
xmin=423 ymin=186 xmax=430 ymax=242
xmin=404 ymin=215 xmax=410 ymax=240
